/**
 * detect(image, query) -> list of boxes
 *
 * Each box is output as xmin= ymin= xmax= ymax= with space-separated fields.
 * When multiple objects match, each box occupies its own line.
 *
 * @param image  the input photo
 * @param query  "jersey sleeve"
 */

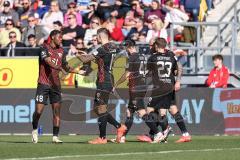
xmin=40 ymin=47 xmax=50 ymax=60
xmin=93 ymin=47 xmax=105 ymax=60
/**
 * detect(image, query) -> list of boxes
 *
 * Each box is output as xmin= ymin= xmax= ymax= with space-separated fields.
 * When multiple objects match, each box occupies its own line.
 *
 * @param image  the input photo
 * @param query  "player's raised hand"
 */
xmin=175 ymin=81 xmax=181 ymax=91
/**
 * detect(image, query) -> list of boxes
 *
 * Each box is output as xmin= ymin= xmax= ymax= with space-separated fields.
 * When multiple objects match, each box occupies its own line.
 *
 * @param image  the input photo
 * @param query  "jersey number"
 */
xmin=139 ymin=58 xmax=149 ymax=76
xmin=157 ymin=61 xmax=172 ymax=78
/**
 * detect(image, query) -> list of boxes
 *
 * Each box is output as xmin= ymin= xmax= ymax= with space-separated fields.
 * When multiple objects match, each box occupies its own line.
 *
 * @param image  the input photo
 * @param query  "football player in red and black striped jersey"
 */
xmin=32 ymin=30 xmax=85 ymax=144
xmin=76 ymin=28 xmax=127 ymax=144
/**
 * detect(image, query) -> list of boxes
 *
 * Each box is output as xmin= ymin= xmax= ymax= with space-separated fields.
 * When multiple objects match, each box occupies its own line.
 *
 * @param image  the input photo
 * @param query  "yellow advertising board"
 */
xmin=0 ymin=58 xmax=38 ymax=88
xmin=0 ymin=57 xmax=128 ymax=89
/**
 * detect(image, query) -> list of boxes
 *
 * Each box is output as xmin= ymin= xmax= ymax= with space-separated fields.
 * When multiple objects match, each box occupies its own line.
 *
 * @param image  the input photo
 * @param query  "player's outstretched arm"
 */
xmin=113 ymin=71 xmax=130 ymax=91
xmin=61 ymin=56 xmax=86 ymax=75
xmin=176 ymin=62 xmax=183 ymax=82
xmin=76 ymin=51 xmax=96 ymax=63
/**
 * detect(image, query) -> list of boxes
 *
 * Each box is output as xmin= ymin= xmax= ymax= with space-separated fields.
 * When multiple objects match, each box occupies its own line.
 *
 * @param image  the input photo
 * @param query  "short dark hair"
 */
xmin=154 ymin=38 xmax=167 ymax=49
xmin=28 ymin=34 xmax=36 ymax=40
xmin=50 ymin=30 xmax=61 ymax=39
xmin=9 ymin=31 xmax=16 ymax=36
xmin=5 ymin=18 xmax=14 ymax=26
xmin=53 ymin=21 xmax=62 ymax=26
xmin=212 ymin=54 xmax=223 ymax=61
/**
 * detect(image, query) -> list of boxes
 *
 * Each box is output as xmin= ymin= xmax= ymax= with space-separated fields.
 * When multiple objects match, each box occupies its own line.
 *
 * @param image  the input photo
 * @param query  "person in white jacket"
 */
xmin=41 ymin=0 xmax=64 ymax=34
xmin=146 ymin=18 xmax=168 ymax=43
xmin=83 ymin=16 xmax=101 ymax=47
xmin=163 ymin=0 xmax=189 ymax=35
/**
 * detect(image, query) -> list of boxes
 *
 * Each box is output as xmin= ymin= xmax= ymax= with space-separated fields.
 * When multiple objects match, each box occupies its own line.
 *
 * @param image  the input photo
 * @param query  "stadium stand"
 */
xmin=0 ymin=0 xmax=239 ymax=87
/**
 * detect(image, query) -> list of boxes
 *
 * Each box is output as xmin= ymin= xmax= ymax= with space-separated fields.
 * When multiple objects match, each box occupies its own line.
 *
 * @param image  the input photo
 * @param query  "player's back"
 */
xmin=147 ymin=50 xmax=177 ymax=86
xmin=127 ymin=53 xmax=148 ymax=92
xmin=94 ymin=42 xmax=119 ymax=87
xmin=38 ymin=43 xmax=65 ymax=87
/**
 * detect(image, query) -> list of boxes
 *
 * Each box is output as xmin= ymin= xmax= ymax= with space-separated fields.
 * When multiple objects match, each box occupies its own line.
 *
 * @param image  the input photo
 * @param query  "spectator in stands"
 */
xmin=110 ymin=0 xmax=132 ymax=19
xmin=0 ymin=19 xmax=21 ymax=47
xmin=77 ymin=0 xmax=92 ymax=15
xmin=26 ymin=34 xmax=41 ymax=56
xmin=206 ymin=0 xmax=212 ymax=14
xmin=32 ymin=0 xmax=50 ymax=18
xmin=22 ymin=14 xmax=48 ymax=46
xmin=41 ymin=0 xmax=63 ymax=34
xmin=138 ymin=32 xmax=147 ymax=42
xmin=68 ymin=37 xmax=85 ymax=55
xmin=16 ymin=0 xmax=34 ymax=28
xmin=122 ymin=0 xmax=144 ymax=36
xmin=84 ymin=16 xmax=100 ymax=47
xmin=141 ymin=0 xmax=153 ymax=9
xmin=125 ymin=17 xmax=148 ymax=40
xmin=53 ymin=21 xmax=63 ymax=31
xmin=206 ymin=54 xmax=229 ymax=88
xmin=62 ymin=13 xmax=85 ymax=46
xmin=82 ymin=2 xmax=98 ymax=27
xmin=163 ymin=0 xmax=189 ymax=36
xmin=90 ymin=34 xmax=98 ymax=47
xmin=58 ymin=0 xmax=75 ymax=13
xmin=146 ymin=18 xmax=167 ymax=42
xmin=27 ymin=34 xmax=38 ymax=47
xmin=180 ymin=0 xmax=200 ymax=22
xmin=106 ymin=17 xmax=124 ymax=42
xmin=63 ymin=2 xmax=82 ymax=27
xmin=3 ymin=31 xmax=25 ymax=56
xmin=0 ymin=1 xmax=19 ymax=27
xmin=144 ymin=0 xmax=165 ymax=25
xmin=97 ymin=0 xmax=116 ymax=21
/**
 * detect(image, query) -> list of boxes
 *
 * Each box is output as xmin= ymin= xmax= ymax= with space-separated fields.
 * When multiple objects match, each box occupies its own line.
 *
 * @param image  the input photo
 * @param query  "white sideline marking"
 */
xmin=3 ymin=148 xmax=240 ymax=160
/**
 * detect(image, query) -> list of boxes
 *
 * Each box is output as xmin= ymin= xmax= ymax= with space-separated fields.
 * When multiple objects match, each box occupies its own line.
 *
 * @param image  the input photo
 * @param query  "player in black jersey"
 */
xmin=76 ymin=28 xmax=126 ymax=144
xmin=111 ymin=40 xmax=148 ymax=143
xmin=146 ymin=38 xmax=191 ymax=143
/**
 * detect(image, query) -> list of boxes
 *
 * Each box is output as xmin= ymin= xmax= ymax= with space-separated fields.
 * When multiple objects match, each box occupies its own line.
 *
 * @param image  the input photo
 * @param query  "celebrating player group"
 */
xmin=31 ymin=29 xmax=191 ymax=144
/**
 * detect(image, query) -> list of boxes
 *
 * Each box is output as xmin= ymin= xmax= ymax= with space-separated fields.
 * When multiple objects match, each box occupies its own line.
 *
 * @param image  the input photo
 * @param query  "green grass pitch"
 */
xmin=0 ymin=135 xmax=240 ymax=160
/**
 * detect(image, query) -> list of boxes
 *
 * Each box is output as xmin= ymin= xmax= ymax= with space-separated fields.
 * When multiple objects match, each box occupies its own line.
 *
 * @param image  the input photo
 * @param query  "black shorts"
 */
xmin=94 ymin=85 xmax=112 ymax=107
xmin=128 ymin=91 xmax=145 ymax=113
xmin=148 ymin=91 xmax=176 ymax=110
xmin=35 ymin=83 xmax=61 ymax=105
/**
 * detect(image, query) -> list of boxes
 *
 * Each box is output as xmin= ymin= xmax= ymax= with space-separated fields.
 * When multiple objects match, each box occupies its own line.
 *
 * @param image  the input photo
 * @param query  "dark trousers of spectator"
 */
xmin=185 ymin=8 xmax=199 ymax=22
xmin=206 ymin=0 xmax=213 ymax=11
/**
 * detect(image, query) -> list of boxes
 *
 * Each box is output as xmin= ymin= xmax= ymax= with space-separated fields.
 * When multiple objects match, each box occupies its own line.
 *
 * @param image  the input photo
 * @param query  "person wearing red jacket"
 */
xmin=206 ymin=54 xmax=229 ymax=88
xmin=106 ymin=18 xmax=125 ymax=42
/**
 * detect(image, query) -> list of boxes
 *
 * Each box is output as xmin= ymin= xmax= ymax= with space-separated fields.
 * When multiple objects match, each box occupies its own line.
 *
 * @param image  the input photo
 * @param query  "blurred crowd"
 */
xmin=0 ymin=0 xmax=217 ymax=56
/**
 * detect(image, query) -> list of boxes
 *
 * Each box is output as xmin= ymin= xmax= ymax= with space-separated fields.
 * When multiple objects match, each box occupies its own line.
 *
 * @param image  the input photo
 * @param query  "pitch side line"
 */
xmin=3 ymin=148 xmax=240 ymax=160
